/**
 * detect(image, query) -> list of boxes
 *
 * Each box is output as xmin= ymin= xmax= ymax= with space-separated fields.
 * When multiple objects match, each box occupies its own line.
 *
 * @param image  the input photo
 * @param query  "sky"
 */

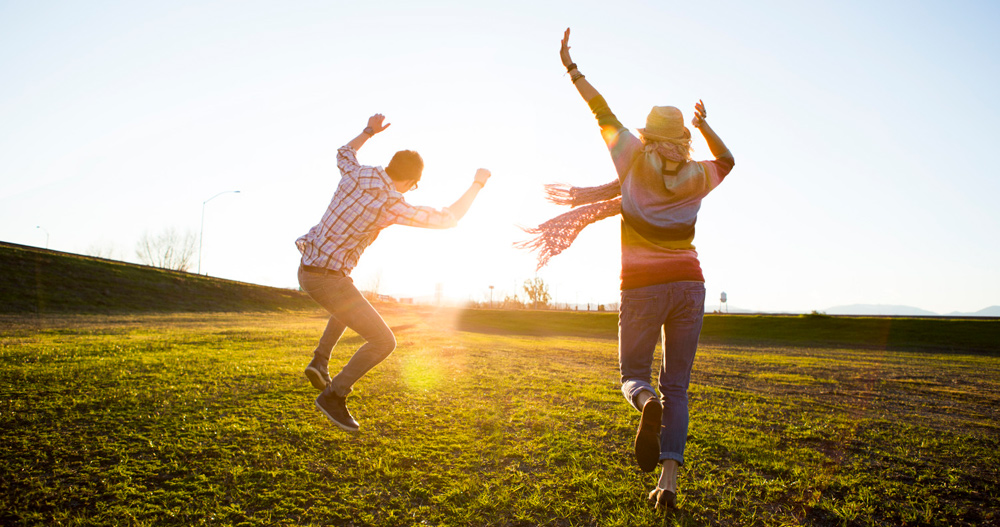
xmin=2 ymin=0 xmax=999 ymax=314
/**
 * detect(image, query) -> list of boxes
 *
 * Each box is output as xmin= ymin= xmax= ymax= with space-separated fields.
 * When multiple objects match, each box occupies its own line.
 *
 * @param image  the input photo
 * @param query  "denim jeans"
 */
xmin=297 ymin=266 xmax=396 ymax=398
xmin=619 ymin=281 xmax=706 ymax=466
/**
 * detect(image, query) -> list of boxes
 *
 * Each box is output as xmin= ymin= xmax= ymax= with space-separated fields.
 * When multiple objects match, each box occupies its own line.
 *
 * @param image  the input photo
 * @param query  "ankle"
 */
xmin=658 ymin=460 xmax=679 ymax=492
xmin=309 ymin=355 xmax=329 ymax=368
xmin=636 ymin=389 xmax=657 ymax=409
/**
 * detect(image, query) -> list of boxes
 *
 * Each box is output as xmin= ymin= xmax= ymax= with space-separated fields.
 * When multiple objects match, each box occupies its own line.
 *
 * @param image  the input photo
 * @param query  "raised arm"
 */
xmin=560 ymin=28 xmax=600 ymax=103
xmin=346 ymin=114 xmax=391 ymax=151
xmin=691 ymin=100 xmax=731 ymax=159
xmin=388 ymin=169 xmax=491 ymax=229
xmin=446 ymin=169 xmax=491 ymax=222
xmin=561 ymin=28 xmax=641 ymax=177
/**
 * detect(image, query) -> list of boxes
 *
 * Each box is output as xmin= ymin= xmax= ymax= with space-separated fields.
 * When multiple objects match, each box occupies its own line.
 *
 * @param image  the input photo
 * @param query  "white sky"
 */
xmin=2 ymin=0 xmax=998 ymax=314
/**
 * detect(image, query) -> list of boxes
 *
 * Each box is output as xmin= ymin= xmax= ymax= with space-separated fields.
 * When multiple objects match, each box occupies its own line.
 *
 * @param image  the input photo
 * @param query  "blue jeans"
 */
xmin=619 ymin=281 xmax=706 ymax=466
xmin=298 ymin=266 xmax=396 ymax=398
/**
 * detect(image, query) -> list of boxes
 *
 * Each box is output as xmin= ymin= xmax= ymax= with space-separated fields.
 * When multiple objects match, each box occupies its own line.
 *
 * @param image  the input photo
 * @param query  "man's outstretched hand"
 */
xmin=367 ymin=114 xmax=391 ymax=134
xmin=474 ymin=168 xmax=491 ymax=186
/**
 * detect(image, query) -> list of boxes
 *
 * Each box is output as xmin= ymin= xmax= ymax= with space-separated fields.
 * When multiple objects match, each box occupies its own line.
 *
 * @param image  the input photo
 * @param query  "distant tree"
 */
xmin=135 ymin=228 xmax=197 ymax=272
xmin=501 ymin=294 xmax=525 ymax=310
xmin=85 ymin=241 xmax=118 ymax=260
xmin=523 ymin=277 xmax=551 ymax=309
xmin=364 ymin=270 xmax=383 ymax=302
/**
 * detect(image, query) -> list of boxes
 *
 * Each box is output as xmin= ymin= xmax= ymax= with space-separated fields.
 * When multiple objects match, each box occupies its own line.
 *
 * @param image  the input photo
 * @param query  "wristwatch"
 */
xmin=363 ymin=126 xmax=375 ymax=136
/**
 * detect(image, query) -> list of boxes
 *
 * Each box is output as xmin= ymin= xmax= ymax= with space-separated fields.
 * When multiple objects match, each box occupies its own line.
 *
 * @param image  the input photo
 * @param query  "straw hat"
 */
xmin=637 ymin=106 xmax=686 ymax=142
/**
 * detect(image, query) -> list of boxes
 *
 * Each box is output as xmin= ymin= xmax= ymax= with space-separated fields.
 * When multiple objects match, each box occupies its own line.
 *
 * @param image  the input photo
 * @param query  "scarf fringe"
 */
xmin=515 ymin=198 xmax=622 ymax=270
xmin=519 ymin=141 xmax=687 ymax=268
xmin=544 ymin=181 xmax=621 ymax=208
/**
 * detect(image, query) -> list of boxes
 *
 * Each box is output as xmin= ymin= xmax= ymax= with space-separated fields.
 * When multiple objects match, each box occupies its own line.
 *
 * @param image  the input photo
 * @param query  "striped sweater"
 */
xmin=588 ymin=96 xmax=735 ymax=290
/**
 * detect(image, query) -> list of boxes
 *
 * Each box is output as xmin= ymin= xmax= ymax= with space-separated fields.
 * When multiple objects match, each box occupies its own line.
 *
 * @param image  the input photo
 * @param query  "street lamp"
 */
xmin=36 ymin=226 xmax=49 ymax=249
xmin=198 ymin=190 xmax=240 ymax=274
xmin=489 ymin=285 xmax=494 ymax=309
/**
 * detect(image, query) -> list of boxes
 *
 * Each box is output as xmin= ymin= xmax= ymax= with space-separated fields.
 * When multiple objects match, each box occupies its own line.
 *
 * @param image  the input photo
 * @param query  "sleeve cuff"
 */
xmin=587 ymin=95 xmax=610 ymax=115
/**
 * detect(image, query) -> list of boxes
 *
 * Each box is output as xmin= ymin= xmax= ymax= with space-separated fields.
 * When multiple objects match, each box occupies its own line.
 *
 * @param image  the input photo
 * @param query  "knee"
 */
xmin=373 ymin=330 xmax=396 ymax=356
xmin=657 ymin=382 xmax=689 ymax=399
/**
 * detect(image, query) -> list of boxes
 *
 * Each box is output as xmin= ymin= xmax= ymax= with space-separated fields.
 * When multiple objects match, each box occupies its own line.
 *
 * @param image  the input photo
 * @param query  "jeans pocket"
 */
xmin=622 ymin=295 xmax=660 ymax=323
xmin=680 ymin=287 xmax=706 ymax=324
xmin=299 ymin=269 xmax=351 ymax=302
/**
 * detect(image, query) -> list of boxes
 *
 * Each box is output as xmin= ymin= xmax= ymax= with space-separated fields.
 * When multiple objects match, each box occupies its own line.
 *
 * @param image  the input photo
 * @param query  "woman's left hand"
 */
xmin=560 ymin=28 xmax=574 ymax=69
xmin=692 ymin=100 xmax=707 ymax=128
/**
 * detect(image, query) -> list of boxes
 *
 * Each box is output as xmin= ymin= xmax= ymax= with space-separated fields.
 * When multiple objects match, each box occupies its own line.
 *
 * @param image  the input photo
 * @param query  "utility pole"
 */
xmin=198 ymin=190 xmax=240 ymax=274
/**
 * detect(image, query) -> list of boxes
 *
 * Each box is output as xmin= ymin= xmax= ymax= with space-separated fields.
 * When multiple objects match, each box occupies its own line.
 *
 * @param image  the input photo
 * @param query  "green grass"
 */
xmin=457 ymin=308 xmax=1000 ymax=354
xmin=0 ymin=242 xmax=315 ymax=314
xmin=2 ymin=306 xmax=998 ymax=526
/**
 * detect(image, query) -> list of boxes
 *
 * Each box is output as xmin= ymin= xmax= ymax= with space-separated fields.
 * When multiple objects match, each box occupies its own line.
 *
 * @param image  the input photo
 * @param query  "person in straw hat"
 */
xmin=519 ymin=29 xmax=734 ymax=509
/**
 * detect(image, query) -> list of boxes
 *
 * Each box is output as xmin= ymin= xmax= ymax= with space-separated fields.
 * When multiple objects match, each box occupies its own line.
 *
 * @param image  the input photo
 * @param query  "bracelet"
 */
xmin=565 ymin=63 xmax=577 ymax=73
xmin=362 ymin=126 xmax=374 ymax=136
xmin=571 ymin=73 xmax=585 ymax=84
xmin=472 ymin=181 xmax=485 ymax=189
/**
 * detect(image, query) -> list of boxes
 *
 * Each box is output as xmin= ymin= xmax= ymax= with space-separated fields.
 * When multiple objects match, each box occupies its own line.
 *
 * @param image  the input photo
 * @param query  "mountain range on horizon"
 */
xmin=822 ymin=304 xmax=1000 ymax=317
xmin=706 ymin=304 xmax=1000 ymax=317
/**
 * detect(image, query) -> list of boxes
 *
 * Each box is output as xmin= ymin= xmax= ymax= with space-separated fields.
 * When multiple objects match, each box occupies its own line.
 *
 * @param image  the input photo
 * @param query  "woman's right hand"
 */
xmin=560 ymin=28 xmax=574 ymax=69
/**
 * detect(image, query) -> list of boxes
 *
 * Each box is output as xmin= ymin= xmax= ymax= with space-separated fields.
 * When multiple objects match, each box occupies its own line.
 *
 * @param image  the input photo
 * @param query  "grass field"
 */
xmin=2 ymin=306 xmax=999 ymax=526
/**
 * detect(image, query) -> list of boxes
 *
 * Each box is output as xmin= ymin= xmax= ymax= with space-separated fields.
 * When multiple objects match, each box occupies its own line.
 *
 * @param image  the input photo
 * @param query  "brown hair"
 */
xmin=385 ymin=150 xmax=424 ymax=182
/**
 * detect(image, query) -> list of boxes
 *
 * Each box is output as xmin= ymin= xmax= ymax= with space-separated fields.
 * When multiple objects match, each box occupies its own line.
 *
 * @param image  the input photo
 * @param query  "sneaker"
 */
xmin=634 ymin=397 xmax=662 ymax=473
xmin=305 ymin=358 xmax=332 ymax=390
xmin=315 ymin=391 xmax=360 ymax=432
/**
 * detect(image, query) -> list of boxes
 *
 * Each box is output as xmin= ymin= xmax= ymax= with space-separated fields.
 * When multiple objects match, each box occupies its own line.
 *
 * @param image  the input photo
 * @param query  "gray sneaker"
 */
xmin=305 ymin=357 xmax=332 ymax=390
xmin=315 ymin=390 xmax=359 ymax=432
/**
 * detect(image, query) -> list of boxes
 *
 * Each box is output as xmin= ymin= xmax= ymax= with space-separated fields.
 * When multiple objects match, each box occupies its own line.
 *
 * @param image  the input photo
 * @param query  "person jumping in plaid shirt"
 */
xmin=296 ymin=113 xmax=491 ymax=432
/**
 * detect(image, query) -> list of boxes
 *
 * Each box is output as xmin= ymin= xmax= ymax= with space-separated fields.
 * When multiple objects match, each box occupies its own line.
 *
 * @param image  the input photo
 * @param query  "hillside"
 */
xmin=5 ymin=241 xmax=999 ymax=353
xmin=455 ymin=309 xmax=1000 ymax=354
xmin=0 ymin=242 xmax=315 ymax=314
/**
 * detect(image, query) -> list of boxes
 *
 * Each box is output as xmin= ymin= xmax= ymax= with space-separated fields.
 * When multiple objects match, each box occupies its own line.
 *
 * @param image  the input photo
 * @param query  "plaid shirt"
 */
xmin=296 ymin=145 xmax=457 ymax=273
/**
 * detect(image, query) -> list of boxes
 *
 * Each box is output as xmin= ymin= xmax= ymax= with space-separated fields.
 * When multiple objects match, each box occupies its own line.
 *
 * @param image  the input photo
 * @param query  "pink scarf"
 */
xmin=517 ymin=141 xmax=688 ymax=269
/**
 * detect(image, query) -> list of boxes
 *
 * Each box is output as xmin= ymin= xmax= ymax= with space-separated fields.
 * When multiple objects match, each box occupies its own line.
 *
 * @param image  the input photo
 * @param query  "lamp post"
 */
xmin=489 ymin=285 xmax=494 ymax=308
xmin=36 ymin=226 xmax=49 ymax=249
xmin=198 ymin=190 xmax=240 ymax=274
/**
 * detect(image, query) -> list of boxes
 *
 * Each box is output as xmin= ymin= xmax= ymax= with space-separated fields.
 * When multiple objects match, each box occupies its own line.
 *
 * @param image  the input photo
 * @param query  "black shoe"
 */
xmin=305 ymin=358 xmax=332 ymax=391
xmin=315 ymin=391 xmax=359 ymax=432
xmin=634 ymin=398 xmax=662 ymax=473
xmin=648 ymin=487 xmax=677 ymax=510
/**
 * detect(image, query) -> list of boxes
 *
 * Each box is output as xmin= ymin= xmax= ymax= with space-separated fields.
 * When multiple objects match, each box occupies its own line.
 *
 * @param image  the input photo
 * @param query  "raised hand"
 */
xmin=560 ymin=28 xmax=574 ymax=69
xmin=474 ymin=168 xmax=491 ymax=186
xmin=691 ymin=100 xmax=707 ymax=129
xmin=367 ymin=113 xmax=391 ymax=134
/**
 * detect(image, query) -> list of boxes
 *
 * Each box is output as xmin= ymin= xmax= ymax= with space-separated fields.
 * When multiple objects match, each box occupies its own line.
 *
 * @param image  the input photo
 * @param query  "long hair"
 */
xmin=517 ymin=138 xmax=691 ymax=269
xmin=639 ymin=129 xmax=693 ymax=162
